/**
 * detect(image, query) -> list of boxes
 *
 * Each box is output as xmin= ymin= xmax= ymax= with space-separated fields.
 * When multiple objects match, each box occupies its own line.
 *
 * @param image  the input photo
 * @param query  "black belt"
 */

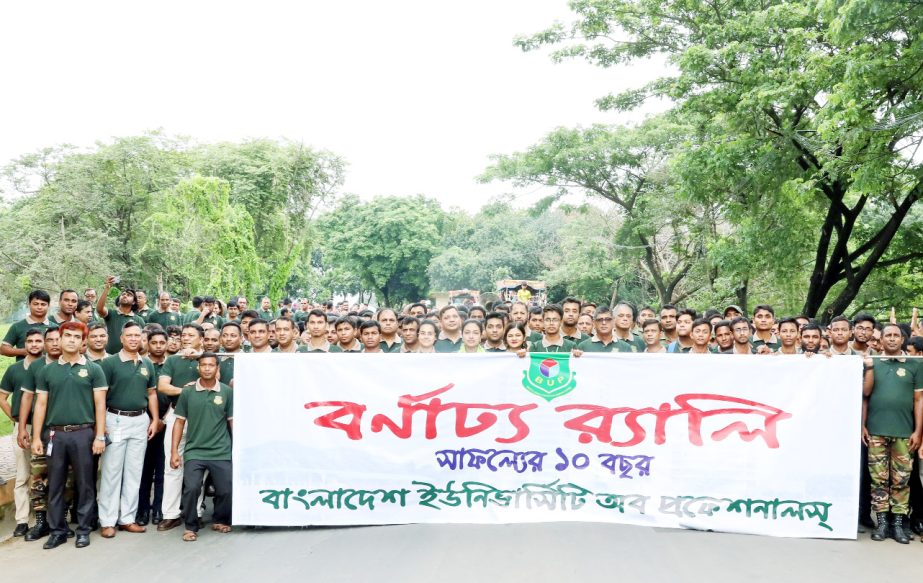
xmin=107 ymin=407 xmax=145 ymax=417
xmin=49 ymin=423 xmax=93 ymax=432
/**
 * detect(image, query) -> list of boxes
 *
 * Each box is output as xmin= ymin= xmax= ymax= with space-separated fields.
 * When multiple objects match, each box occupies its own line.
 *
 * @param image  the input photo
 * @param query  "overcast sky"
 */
xmin=0 ymin=1 xmax=665 ymax=211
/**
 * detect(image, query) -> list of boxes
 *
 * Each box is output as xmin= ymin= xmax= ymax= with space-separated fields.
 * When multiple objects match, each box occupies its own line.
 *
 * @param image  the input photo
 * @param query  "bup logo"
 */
xmin=522 ymin=353 xmax=577 ymax=401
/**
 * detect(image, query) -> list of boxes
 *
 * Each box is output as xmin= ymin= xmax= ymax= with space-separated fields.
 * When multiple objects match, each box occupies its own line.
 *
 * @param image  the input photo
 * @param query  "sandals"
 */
xmin=182 ymin=530 xmax=198 ymax=542
xmin=212 ymin=524 xmax=232 ymax=534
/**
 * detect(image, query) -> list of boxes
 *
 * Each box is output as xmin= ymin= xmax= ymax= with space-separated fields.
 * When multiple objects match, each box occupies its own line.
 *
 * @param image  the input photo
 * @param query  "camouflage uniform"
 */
xmin=30 ymin=452 xmax=74 ymax=512
xmin=868 ymin=436 xmax=913 ymax=514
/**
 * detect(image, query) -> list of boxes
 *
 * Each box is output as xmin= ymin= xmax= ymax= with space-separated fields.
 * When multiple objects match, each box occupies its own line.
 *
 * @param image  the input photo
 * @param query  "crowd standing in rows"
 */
xmin=2 ymin=277 xmax=923 ymax=547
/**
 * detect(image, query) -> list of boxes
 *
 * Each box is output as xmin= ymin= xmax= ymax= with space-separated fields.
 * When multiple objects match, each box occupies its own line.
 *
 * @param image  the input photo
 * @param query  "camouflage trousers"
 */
xmin=30 ymin=453 xmax=74 ymax=513
xmin=869 ymin=435 xmax=912 ymax=514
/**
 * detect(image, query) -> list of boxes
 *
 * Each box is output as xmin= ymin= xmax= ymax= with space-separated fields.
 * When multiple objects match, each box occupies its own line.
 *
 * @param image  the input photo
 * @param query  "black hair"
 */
xmin=358 ymin=320 xmax=381 ymax=333
xmin=335 ymin=316 xmax=358 ymax=330
xmin=165 ymin=325 xmax=182 ymax=337
xmin=122 ymin=320 xmax=142 ymax=332
xmin=542 ymin=304 xmax=564 ymax=318
xmin=777 ymin=317 xmax=800 ymax=331
xmin=853 ymin=313 xmax=877 ymax=327
xmin=753 ymin=304 xmax=775 ymax=317
xmin=191 ymin=296 xmax=203 ymax=309
xmin=29 ymin=289 xmax=51 ymax=304
xmin=182 ymin=323 xmax=205 ymax=337
xmin=59 ymin=289 xmax=78 ymax=300
xmin=198 ymin=351 xmax=219 ymax=364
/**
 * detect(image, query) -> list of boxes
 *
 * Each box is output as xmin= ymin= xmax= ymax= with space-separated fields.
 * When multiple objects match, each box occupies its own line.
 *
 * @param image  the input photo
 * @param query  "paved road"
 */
xmin=2 ymin=520 xmax=921 ymax=582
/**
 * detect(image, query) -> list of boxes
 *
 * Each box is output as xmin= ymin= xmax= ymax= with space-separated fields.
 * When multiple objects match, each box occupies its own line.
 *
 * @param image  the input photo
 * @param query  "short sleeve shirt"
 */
xmin=0 ymin=359 xmax=37 ymax=423
xmin=174 ymin=382 xmax=233 ymax=461
xmin=2 ymin=318 xmax=52 ymax=360
xmin=867 ymin=358 xmax=923 ymax=438
xmin=102 ymin=310 xmax=145 ymax=354
xmin=36 ymin=357 xmax=107 ymax=426
xmin=100 ymin=353 xmax=157 ymax=411
xmin=147 ymin=310 xmax=182 ymax=329
xmin=435 ymin=337 xmax=462 ymax=353
xmin=576 ymin=337 xmax=634 ymax=353
xmin=160 ymin=354 xmax=201 ymax=407
xmin=529 ymin=338 xmax=576 ymax=353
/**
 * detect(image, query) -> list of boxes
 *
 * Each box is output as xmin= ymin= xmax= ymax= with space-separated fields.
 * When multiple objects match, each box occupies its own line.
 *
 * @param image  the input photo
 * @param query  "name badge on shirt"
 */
xmin=78 ymin=369 xmax=88 ymax=378
xmin=897 ymin=368 xmax=907 ymax=377
xmin=213 ymin=396 xmax=223 ymax=406
xmin=140 ymin=368 xmax=148 ymax=376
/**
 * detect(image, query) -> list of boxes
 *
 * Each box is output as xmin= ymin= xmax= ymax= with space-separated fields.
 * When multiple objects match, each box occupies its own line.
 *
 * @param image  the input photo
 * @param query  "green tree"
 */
xmin=140 ymin=176 xmax=263 ymax=300
xmin=518 ymin=0 xmax=923 ymax=320
xmin=482 ymin=119 xmax=714 ymax=306
xmin=427 ymin=202 xmax=561 ymax=292
xmin=316 ymin=195 xmax=446 ymax=307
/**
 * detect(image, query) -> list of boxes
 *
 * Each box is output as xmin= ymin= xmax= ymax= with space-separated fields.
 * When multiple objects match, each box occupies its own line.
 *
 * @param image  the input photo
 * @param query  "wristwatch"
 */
xmin=95 ymin=436 xmax=106 ymax=442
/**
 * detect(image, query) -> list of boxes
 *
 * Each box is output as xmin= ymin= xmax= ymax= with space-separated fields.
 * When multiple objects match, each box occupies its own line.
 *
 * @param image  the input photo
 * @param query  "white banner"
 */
xmin=232 ymin=352 xmax=861 ymax=538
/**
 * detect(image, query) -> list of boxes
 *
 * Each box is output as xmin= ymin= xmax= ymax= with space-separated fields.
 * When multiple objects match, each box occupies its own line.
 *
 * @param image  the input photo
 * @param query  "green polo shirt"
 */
xmin=200 ymin=314 xmax=225 ymax=328
xmin=529 ymin=337 xmax=576 ymax=353
xmin=99 ymin=353 xmax=157 ymax=411
xmin=160 ymin=354 xmax=201 ymax=407
xmin=563 ymin=331 xmax=590 ymax=344
xmin=147 ymin=310 xmax=182 ymax=329
xmin=175 ymin=381 xmax=233 ymax=461
xmin=102 ymin=310 xmax=145 ymax=354
xmin=867 ymin=358 xmax=923 ymax=438
xmin=0 ymin=358 xmax=40 ymax=424
xmin=2 ymin=318 xmax=52 ymax=361
xmin=183 ymin=310 xmax=201 ymax=324
xmin=136 ymin=307 xmax=152 ymax=321
xmin=35 ymin=357 xmax=107 ymax=426
xmin=576 ymin=336 xmax=635 ymax=353
xmin=435 ymin=336 xmax=462 ymax=353
xmin=49 ymin=314 xmax=73 ymax=327
xmin=614 ymin=331 xmax=646 ymax=352
xmin=380 ymin=339 xmax=403 ymax=353
xmin=527 ymin=331 xmax=543 ymax=343
xmin=302 ymin=343 xmax=343 ymax=353
xmin=257 ymin=310 xmax=273 ymax=321
xmin=339 ymin=342 xmax=363 ymax=353
xmin=217 ymin=354 xmax=236 ymax=385
xmin=150 ymin=359 xmax=170 ymax=417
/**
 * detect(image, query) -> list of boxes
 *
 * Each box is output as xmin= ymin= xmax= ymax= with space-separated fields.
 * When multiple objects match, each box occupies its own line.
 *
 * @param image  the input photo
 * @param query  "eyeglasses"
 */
xmin=595 ymin=317 xmax=613 ymax=323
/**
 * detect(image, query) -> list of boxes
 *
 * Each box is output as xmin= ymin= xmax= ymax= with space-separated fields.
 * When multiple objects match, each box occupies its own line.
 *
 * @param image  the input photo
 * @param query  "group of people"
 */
xmin=1 ymin=277 xmax=922 ymax=547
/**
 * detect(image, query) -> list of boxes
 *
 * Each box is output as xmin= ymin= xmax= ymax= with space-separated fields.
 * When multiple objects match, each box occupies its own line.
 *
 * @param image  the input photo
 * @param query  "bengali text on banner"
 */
xmin=232 ymin=352 xmax=861 ymax=539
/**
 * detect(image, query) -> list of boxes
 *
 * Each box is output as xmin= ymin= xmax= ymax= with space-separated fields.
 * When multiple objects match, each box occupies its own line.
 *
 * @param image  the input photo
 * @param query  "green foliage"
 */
xmin=427 ymin=202 xmax=561 ymax=292
xmin=316 ymin=195 xmax=447 ymax=307
xmin=516 ymin=0 xmax=923 ymax=319
xmin=0 ymin=134 xmax=345 ymax=311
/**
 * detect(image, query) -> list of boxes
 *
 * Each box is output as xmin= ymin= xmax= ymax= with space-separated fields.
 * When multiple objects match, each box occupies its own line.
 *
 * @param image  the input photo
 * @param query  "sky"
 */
xmin=0 ymin=1 xmax=666 ymax=211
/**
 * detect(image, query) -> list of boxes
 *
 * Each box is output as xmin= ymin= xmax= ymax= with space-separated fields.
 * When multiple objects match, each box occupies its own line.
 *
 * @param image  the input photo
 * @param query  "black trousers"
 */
xmin=860 ymin=442 xmax=871 ymax=520
xmin=137 ymin=430 xmax=165 ymax=516
xmin=47 ymin=427 xmax=97 ymax=536
xmin=182 ymin=459 xmax=231 ymax=532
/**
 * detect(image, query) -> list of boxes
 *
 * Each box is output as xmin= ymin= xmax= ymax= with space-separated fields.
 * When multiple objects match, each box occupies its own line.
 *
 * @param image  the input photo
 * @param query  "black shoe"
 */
xmin=42 ymin=534 xmax=68 ymax=550
xmin=151 ymin=510 xmax=163 ymax=525
xmin=136 ymin=511 xmax=150 ymax=526
xmin=892 ymin=514 xmax=912 ymax=544
xmin=13 ymin=523 xmax=29 ymax=537
xmin=872 ymin=512 xmax=890 ymax=541
xmin=66 ymin=527 xmax=75 ymax=539
xmin=911 ymin=517 xmax=923 ymax=536
xmin=25 ymin=512 xmax=50 ymax=542
xmin=75 ymin=534 xmax=91 ymax=548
